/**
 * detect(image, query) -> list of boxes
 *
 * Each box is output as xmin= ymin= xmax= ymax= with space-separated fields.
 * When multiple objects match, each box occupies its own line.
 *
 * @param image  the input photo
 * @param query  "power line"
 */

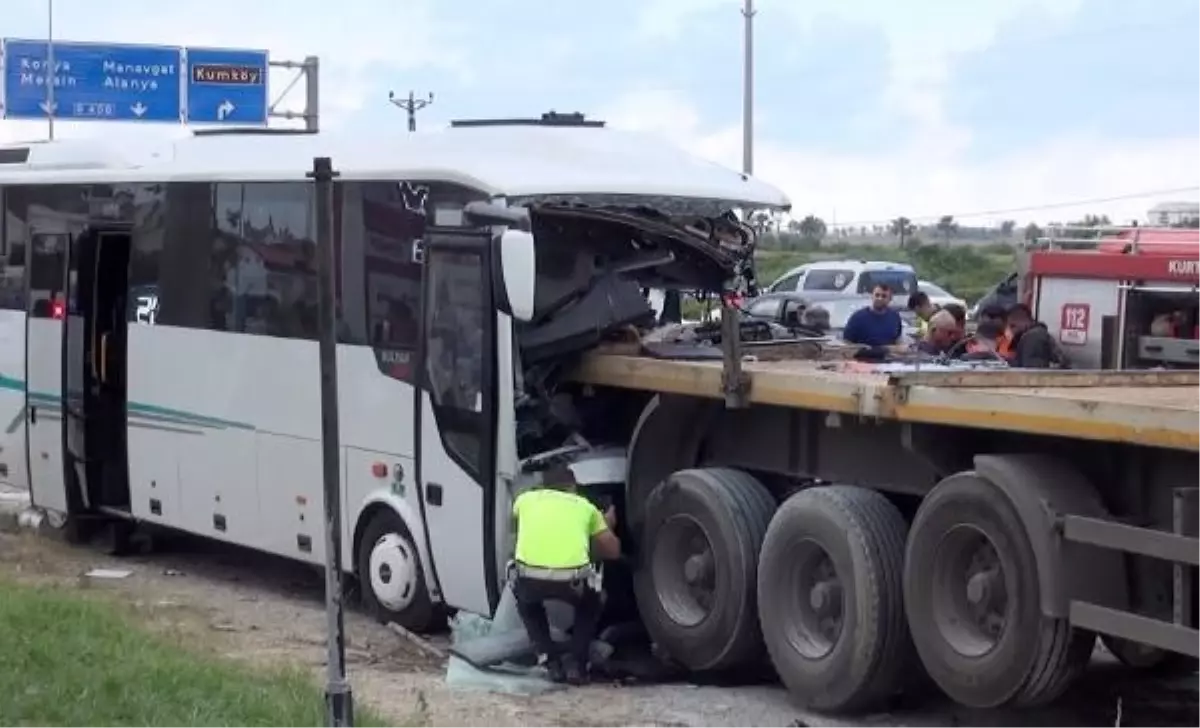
xmin=819 ymin=186 xmax=1200 ymax=227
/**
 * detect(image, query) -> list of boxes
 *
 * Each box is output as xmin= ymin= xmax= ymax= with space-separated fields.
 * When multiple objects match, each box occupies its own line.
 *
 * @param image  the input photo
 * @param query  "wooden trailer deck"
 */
xmin=572 ymin=352 xmax=1200 ymax=451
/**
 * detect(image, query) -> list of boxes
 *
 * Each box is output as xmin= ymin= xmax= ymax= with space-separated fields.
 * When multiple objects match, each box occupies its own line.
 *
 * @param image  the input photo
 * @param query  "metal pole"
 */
xmin=307 ymin=156 xmax=353 ymax=728
xmin=46 ymin=0 xmax=55 ymax=140
xmin=388 ymin=90 xmax=434 ymax=132
xmin=741 ymin=0 xmax=755 ymax=175
xmin=304 ymin=56 xmax=320 ymax=132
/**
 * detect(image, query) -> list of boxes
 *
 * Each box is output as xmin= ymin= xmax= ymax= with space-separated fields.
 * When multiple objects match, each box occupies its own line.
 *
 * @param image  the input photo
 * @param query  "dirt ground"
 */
xmin=0 ymin=510 xmax=1196 ymax=727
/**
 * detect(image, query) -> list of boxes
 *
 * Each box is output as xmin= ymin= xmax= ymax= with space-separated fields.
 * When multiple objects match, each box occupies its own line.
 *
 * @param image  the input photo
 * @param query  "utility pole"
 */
xmin=388 ymin=90 xmax=434 ymax=132
xmin=46 ymin=0 xmax=55 ymax=140
xmin=741 ymin=0 xmax=755 ymax=175
xmin=308 ymin=155 xmax=354 ymax=728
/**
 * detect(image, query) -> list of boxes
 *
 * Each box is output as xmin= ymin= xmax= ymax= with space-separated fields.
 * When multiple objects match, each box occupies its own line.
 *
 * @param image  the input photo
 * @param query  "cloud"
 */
xmin=0 ymin=0 xmax=1193 ymax=228
xmin=599 ymin=87 xmax=1198 ymax=226
xmin=599 ymin=0 xmax=1198 ymax=225
xmin=945 ymin=0 xmax=1200 ymax=155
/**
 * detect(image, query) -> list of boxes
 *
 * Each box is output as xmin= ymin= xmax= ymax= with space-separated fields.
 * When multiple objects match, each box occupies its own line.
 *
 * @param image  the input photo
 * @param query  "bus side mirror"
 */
xmin=496 ymin=229 xmax=536 ymax=322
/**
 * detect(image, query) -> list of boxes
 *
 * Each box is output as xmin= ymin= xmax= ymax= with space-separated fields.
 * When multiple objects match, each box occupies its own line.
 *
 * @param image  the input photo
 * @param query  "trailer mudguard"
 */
xmin=974 ymin=453 xmax=1128 ymax=619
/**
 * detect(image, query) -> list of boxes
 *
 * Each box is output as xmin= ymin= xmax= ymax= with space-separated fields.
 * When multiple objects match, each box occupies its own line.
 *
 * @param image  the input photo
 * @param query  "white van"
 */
xmin=765 ymin=259 xmax=919 ymax=298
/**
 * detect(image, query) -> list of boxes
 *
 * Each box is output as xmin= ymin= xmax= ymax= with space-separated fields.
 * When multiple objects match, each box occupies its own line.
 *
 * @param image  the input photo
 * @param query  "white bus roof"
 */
xmin=0 ymin=126 xmax=791 ymax=211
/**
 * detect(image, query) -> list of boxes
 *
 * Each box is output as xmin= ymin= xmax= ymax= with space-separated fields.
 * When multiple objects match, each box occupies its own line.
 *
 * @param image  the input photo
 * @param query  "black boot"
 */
xmin=542 ymin=655 xmax=566 ymax=683
xmin=560 ymin=654 xmax=587 ymax=686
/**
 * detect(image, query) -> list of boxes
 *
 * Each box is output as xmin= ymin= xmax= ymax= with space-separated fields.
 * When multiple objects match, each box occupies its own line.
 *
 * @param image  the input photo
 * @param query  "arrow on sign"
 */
xmin=131 ymin=102 xmax=148 ymax=118
xmin=217 ymin=100 xmax=235 ymax=121
xmin=39 ymin=101 xmax=57 ymax=114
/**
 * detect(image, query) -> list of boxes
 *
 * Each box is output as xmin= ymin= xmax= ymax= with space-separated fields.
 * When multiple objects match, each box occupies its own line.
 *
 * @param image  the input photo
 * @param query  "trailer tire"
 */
xmin=757 ymin=486 xmax=911 ymax=712
xmin=357 ymin=509 xmax=442 ymax=633
xmin=634 ymin=467 xmax=775 ymax=673
xmin=905 ymin=472 xmax=1093 ymax=709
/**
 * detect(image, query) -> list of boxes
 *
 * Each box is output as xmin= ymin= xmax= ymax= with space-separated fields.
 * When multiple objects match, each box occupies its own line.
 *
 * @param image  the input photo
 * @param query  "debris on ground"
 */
xmin=387 ymin=621 xmax=447 ymax=661
xmin=445 ymin=610 xmax=564 ymax=696
xmin=83 ymin=567 xmax=132 ymax=579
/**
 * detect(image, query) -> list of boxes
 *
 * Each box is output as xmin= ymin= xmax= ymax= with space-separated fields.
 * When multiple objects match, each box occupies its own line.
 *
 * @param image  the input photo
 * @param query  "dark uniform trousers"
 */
xmin=513 ymin=568 xmax=602 ymax=667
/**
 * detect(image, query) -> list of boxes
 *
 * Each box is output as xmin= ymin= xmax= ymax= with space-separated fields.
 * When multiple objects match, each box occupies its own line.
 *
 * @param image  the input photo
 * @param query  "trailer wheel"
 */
xmin=357 ymin=509 xmax=441 ymax=633
xmin=905 ymin=473 xmax=1093 ymax=709
xmin=634 ymin=467 xmax=775 ymax=672
xmin=757 ymin=486 xmax=911 ymax=712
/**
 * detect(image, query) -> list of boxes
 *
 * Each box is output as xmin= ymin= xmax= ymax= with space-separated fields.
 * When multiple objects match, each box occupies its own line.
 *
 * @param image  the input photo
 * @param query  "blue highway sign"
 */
xmin=2 ymin=39 xmax=182 ymax=122
xmin=185 ymin=47 xmax=269 ymax=125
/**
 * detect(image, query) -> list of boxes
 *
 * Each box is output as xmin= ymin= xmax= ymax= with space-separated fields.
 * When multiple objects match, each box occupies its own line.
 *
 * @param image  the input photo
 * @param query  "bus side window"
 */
xmin=339 ymin=180 xmax=489 ymax=384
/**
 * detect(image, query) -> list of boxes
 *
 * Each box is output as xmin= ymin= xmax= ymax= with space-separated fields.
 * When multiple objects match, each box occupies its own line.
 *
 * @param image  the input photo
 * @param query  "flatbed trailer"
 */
xmin=574 ymin=352 xmax=1200 ymax=451
xmin=563 ymin=339 xmax=1198 ymax=713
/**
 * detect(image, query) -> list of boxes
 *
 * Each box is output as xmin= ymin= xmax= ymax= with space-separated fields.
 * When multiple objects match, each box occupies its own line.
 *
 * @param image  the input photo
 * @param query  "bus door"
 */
xmin=25 ymin=230 xmax=71 ymax=514
xmin=64 ymin=226 xmax=132 ymax=514
xmin=416 ymin=229 xmax=500 ymax=616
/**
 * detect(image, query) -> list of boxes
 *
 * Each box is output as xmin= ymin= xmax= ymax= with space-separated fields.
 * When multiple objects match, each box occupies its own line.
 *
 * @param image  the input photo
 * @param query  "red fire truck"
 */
xmin=1018 ymin=225 xmax=1199 ymax=370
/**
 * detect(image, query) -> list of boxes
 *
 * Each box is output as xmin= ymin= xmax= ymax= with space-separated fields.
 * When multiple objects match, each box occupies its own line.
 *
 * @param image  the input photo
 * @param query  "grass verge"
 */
xmin=0 ymin=579 xmax=388 ymax=726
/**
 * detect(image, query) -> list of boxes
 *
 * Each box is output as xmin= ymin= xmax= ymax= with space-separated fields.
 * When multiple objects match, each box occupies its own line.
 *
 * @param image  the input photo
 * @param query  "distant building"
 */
xmin=1147 ymin=201 xmax=1200 ymax=226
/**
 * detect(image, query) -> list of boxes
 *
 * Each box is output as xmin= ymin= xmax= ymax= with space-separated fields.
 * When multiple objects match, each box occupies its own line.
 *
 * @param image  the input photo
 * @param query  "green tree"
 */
xmin=999 ymin=219 xmax=1016 ymax=237
xmin=890 ymin=216 xmax=916 ymax=250
xmin=936 ymin=215 xmax=959 ymax=244
xmin=1023 ymin=222 xmax=1043 ymax=242
xmin=1067 ymin=213 xmax=1113 ymax=240
xmin=749 ymin=211 xmax=773 ymax=234
xmin=797 ymin=214 xmax=827 ymax=244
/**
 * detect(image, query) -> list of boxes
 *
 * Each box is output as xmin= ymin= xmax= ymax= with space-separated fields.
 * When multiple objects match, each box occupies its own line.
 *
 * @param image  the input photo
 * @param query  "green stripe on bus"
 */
xmin=0 ymin=373 xmax=254 ymax=431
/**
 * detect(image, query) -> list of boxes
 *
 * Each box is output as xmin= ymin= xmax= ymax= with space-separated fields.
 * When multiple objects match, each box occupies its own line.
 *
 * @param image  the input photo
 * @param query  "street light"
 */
xmin=388 ymin=90 xmax=434 ymax=132
xmin=741 ymin=0 xmax=755 ymax=176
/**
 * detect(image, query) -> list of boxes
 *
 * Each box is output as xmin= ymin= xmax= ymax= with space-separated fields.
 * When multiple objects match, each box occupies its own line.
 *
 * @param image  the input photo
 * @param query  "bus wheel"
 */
xmin=634 ymin=467 xmax=775 ymax=673
xmin=357 ymin=509 xmax=441 ymax=633
xmin=757 ymin=486 xmax=911 ymax=713
xmin=904 ymin=473 xmax=1093 ymax=709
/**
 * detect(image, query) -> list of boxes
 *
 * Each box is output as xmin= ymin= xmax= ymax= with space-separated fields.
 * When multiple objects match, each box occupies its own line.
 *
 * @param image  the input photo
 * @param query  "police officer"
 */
xmin=511 ymin=464 xmax=622 ymax=685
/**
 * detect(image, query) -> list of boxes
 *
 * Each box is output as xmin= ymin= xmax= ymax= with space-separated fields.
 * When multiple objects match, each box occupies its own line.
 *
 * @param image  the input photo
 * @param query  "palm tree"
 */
xmin=749 ymin=211 xmax=773 ymax=234
xmin=936 ymin=215 xmax=958 ymax=244
xmin=889 ymin=216 xmax=916 ymax=249
xmin=797 ymin=215 xmax=827 ymax=243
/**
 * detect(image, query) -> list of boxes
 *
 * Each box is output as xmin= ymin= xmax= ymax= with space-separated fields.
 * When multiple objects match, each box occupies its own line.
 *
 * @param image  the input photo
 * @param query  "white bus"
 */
xmin=0 ymin=126 xmax=788 ymax=631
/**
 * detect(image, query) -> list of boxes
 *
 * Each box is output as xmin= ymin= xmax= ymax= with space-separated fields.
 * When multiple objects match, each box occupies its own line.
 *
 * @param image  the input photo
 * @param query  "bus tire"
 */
xmin=904 ymin=472 xmax=1093 ymax=709
xmin=633 ymin=467 xmax=775 ymax=673
xmin=357 ymin=508 xmax=441 ymax=633
xmin=758 ymin=486 xmax=911 ymax=713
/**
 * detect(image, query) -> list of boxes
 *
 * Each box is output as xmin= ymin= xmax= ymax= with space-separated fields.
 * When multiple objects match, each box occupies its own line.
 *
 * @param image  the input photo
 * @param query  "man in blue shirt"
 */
xmin=843 ymin=283 xmax=903 ymax=347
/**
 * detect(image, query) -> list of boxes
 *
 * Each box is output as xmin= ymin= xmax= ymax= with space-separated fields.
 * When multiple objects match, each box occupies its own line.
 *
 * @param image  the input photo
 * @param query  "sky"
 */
xmin=2 ymin=0 xmax=1197 ymax=227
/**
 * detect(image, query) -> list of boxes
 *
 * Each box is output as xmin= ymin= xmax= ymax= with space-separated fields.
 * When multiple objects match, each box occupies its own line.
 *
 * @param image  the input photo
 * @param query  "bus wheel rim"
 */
xmin=369 ymin=533 xmax=418 ymax=612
